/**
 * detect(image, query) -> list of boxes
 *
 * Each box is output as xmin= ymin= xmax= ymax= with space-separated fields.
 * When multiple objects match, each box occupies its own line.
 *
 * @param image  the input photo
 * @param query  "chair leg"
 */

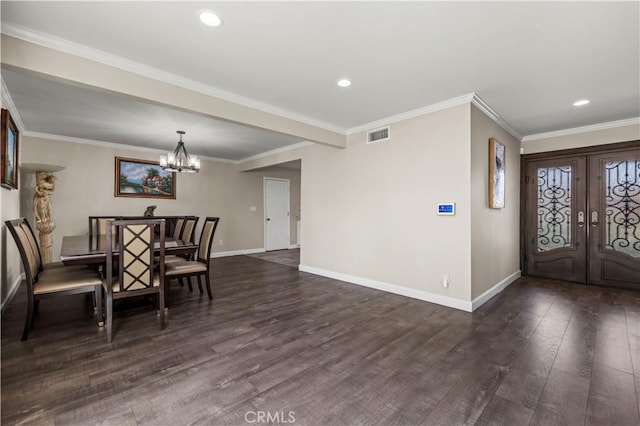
xmin=196 ymin=275 xmax=203 ymax=294
xmin=31 ymin=300 xmax=40 ymax=328
xmin=159 ymin=288 xmax=166 ymax=329
xmin=22 ymin=293 xmax=34 ymax=341
xmin=204 ymin=272 xmax=213 ymax=300
xmin=95 ymin=285 xmax=104 ymax=327
xmin=186 ymin=277 xmax=193 ymax=292
xmin=106 ymin=291 xmax=113 ymax=343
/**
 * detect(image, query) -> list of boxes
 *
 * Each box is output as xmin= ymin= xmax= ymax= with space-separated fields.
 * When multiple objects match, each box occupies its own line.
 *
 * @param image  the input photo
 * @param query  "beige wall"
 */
xmin=301 ymin=104 xmax=473 ymax=301
xmin=0 ymin=98 xmax=23 ymax=309
xmin=239 ymin=144 xmax=307 ymax=172
xmin=521 ymin=122 xmax=639 ymax=154
xmin=20 ymin=136 xmax=301 ymax=262
xmin=1 ymin=179 xmax=22 ymax=308
xmin=470 ymin=105 xmax=521 ymax=299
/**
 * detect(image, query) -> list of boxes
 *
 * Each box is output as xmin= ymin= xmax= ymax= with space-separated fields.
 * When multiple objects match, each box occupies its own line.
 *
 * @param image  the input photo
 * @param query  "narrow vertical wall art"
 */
xmin=489 ymin=138 xmax=505 ymax=208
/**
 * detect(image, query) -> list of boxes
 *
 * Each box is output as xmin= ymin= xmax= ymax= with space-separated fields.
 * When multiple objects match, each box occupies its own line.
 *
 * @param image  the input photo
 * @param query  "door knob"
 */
xmin=578 ymin=211 xmax=585 ymax=228
xmin=591 ymin=211 xmax=599 ymax=227
xmin=266 ymin=218 xmax=271 ymax=221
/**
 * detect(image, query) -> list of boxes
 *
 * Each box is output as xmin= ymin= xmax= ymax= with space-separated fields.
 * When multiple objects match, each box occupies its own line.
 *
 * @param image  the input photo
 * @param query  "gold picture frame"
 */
xmin=115 ymin=157 xmax=176 ymax=199
xmin=1 ymin=109 xmax=19 ymax=190
xmin=489 ymin=138 xmax=505 ymax=209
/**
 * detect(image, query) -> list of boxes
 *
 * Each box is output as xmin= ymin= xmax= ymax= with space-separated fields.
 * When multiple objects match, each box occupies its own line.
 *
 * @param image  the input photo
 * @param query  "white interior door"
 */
xmin=264 ymin=178 xmax=290 ymax=251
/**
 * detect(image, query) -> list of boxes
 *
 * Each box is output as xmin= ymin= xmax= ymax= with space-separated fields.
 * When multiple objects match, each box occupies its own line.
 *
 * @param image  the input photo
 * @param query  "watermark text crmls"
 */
xmin=245 ymin=410 xmax=296 ymax=424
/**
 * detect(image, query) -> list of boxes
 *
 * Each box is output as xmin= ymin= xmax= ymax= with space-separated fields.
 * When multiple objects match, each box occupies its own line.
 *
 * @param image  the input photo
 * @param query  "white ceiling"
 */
xmin=1 ymin=1 xmax=639 ymax=161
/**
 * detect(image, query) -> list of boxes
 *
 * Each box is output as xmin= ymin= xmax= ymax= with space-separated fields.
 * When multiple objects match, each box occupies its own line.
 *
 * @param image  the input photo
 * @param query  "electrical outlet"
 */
xmin=250 ymin=206 xmax=257 ymax=212
xmin=219 ymin=240 xmax=224 ymax=246
xmin=441 ymin=274 xmax=450 ymax=288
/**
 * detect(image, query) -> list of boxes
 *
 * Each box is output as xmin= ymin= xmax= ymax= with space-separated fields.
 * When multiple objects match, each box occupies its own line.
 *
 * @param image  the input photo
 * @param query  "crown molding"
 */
xmin=239 ymin=141 xmax=313 ymax=163
xmin=346 ymin=92 xmax=523 ymax=142
xmin=522 ymin=117 xmax=640 ymax=142
xmin=23 ymin=131 xmax=239 ymax=164
xmin=0 ymin=77 xmax=26 ymax=131
xmin=471 ymin=94 xmax=523 ymax=141
xmin=1 ymin=24 xmax=346 ymax=135
xmin=346 ymin=93 xmax=476 ymax=135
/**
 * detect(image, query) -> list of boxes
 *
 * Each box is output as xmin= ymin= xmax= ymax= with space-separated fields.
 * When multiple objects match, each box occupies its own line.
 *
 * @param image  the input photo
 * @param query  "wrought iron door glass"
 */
xmin=537 ymin=166 xmax=572 ymax=252
xmin=604 ymin=159 xmax=640 ymax=258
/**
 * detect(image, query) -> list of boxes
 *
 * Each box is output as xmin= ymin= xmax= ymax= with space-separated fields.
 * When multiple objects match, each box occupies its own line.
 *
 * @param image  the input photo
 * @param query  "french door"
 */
xmin=524 ymin=145 xmax=640 ymax=289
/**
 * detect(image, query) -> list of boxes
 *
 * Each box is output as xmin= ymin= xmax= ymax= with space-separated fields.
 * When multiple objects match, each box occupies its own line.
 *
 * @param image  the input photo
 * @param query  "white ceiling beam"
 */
xmin=1 ymin=35 xmax=346 ymax=149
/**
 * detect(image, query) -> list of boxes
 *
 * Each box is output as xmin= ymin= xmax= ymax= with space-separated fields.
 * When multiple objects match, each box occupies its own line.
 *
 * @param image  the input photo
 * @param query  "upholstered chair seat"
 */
xmin=165 ymin=261 xmax=206 ymax=276
xmin=34 ymin=268 xmax=102 ymax=295
xmin=105 ymin=272 xmax=162 ymax=292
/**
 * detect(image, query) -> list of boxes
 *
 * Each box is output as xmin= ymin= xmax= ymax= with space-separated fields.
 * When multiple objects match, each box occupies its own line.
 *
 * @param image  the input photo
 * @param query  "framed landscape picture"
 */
xmin=115 ymin=157 xmax=176 ymax=199
xmin=489 ymin=138 xmax=505 ymax=209
xmin=1 ymin=109 xmax=19 ymax=190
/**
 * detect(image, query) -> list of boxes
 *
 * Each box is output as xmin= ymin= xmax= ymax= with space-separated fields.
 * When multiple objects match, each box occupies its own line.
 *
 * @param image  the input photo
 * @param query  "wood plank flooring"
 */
xmin=247 ymin=248 xmax=300 ymax=268
xmin=2 ymin=253 xmax=639 ymax=425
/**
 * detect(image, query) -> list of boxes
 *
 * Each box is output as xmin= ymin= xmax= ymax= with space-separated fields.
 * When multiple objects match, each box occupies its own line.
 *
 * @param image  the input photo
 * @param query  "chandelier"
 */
xmin=160 ymin=130 xmax=200 ymax=173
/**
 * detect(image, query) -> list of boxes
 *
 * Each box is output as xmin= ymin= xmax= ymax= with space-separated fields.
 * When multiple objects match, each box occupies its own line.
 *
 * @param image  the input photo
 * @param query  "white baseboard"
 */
xmin=1 ymin=273 xmax=25 ymax=314
xmin=211 ymin=248 xmax=265 ymax=258
xmin=212 ymin=246 xmax=299 ymax=258
xmin=298 ymin=265 xmax=522 ymax=313
xmin=298 ymin=264 xmax=473 ymax=312
xmin=471 ymin=270 xmax=521 ymax=311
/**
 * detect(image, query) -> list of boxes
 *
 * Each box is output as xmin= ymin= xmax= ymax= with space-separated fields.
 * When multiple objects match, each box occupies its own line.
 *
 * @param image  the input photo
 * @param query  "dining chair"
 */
xmin=165 ymin=217 xmax=219 ymax=300
xmin=103 ymin=218 xmax=166 ymax=342
xmin=180 ymin=216 xmax=199 ymax=243
xmin=89 ymin=216 xmax=119 ymax=238
xmin=172 ymin=217 xmax=186 ymax=240
xmin=161 ymin=216 xmax=186 ymax=265
xmin=5 ymin=218 xmax=103 ymax=341
xmin=165 ymin=216 xmax=199 ymax=271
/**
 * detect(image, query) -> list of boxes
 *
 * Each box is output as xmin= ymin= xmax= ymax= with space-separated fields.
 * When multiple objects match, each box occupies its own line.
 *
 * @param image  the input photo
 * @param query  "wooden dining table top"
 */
xmin=60 ymin=234 xmax=198 ymax=266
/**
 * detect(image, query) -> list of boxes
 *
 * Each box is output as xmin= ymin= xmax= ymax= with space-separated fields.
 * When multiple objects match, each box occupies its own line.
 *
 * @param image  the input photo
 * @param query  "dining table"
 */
xmin=60 ymin=234 xmax=198 ymax=266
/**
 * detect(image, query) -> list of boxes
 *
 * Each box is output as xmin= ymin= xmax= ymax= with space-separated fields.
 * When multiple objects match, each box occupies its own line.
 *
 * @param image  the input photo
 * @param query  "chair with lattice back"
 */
xmin=103 ymin=218 xmax=166 ymax=342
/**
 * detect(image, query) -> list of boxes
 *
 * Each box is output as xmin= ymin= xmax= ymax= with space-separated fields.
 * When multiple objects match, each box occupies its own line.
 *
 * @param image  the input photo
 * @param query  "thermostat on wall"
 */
xmin=437 ymin=203 xmax=456 ymax=216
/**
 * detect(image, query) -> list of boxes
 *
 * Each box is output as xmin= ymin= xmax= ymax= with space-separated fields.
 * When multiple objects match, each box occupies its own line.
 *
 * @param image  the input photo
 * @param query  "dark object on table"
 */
xmin=144 ymin=205 xmax=156 ymax=217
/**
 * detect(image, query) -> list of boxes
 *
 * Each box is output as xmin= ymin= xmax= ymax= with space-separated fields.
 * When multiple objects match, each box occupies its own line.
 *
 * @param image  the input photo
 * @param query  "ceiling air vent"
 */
xmin=367 ymin=126 xmax=390 ymax=144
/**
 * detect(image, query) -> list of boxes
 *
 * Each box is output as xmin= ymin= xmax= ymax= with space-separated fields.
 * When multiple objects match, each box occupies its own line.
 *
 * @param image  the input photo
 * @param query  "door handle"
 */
xmin=266 ymin=218 xmax=271 ymax=221
xmin=591 ymin=211 xmax=599 ymax=227
xmin=577 ymin=211 xmax=585 ymax=228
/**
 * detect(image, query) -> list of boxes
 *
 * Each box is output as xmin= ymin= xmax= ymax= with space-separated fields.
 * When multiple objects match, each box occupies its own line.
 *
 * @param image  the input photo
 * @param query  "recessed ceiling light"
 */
xmin=199 ymin=10 xmax=222 ymax=27
xmin=573 ymin=99 xmax=590 ymax=107
xmin=337 ymin=79 xmax=352 ymax=88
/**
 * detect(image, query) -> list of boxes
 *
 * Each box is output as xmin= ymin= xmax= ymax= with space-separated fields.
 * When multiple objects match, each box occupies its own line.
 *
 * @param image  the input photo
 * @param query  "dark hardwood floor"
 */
xmin=247 ymin=248 xmax=300 ymax=268
xmin=2 ymin=253 xmax=639 ymax=425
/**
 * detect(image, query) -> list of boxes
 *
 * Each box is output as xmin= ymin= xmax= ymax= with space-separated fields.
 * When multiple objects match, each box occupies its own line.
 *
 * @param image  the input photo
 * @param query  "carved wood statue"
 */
xmin=33 ymin=171 xmax=57 ymax=264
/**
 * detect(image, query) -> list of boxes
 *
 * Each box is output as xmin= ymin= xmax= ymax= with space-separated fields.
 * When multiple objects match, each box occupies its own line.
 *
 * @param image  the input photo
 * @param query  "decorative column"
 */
xmin=21 ymin=163 xmax=65 ymax=264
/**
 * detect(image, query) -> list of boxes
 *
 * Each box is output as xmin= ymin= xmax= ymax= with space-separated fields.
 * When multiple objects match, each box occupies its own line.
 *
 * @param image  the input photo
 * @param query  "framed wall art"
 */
xmin=489 ymin=138 xmax=505 ymax=209
xmin=1 ymin=109 xmax=19 ymax=190
xmin=115 ymin=157 xmax=176 ymax=199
